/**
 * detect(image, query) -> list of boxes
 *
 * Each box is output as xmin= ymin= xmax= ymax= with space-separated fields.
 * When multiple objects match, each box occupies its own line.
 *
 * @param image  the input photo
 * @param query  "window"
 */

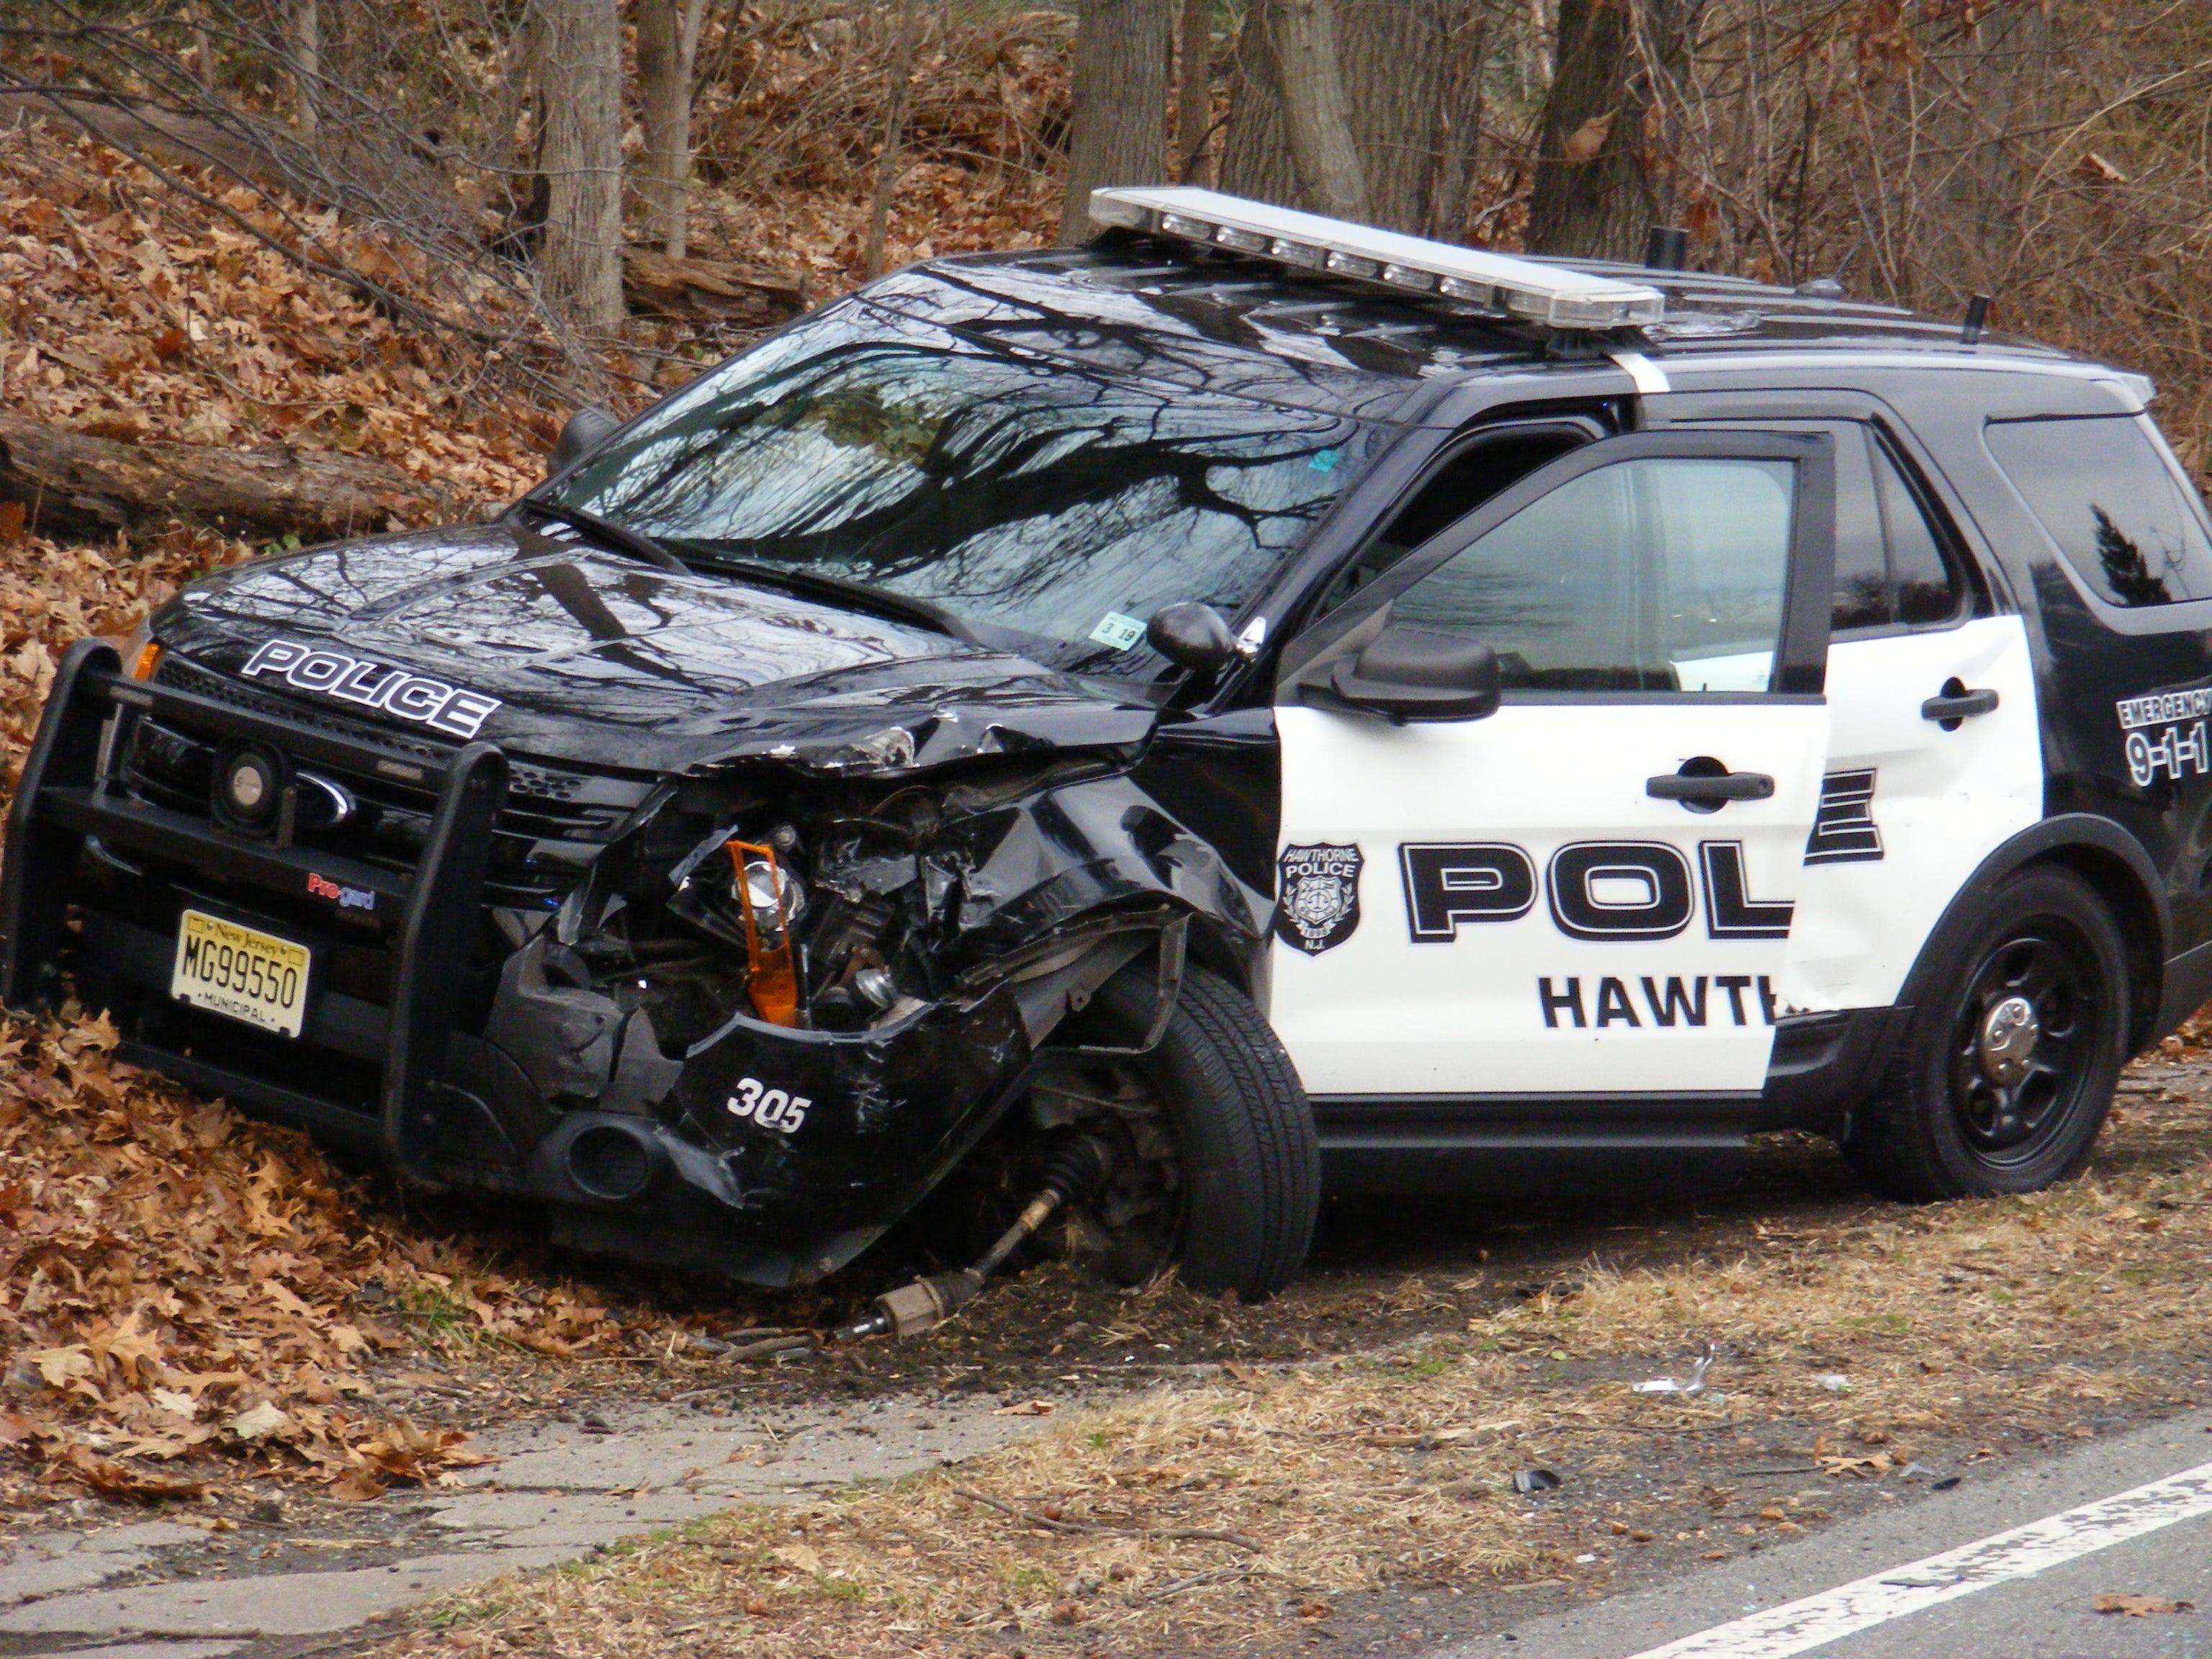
xmin=1390 ymin=456 xmax=1797 ymax=693
xmin=1987 ymin=415 xmax=2212 ymax=608
xmin=549 ymin=300 xmax=1382 ymax=675
xmin=1830 ymin=428 xmax=1965 ymax=633
xmin=1830 ymin=430 xmax=1889 ymax=632
xmin=1323 ymin=427 xmax=1590 ymax=613
xmin=1879 ymin=442 xmax=1964 ymax=624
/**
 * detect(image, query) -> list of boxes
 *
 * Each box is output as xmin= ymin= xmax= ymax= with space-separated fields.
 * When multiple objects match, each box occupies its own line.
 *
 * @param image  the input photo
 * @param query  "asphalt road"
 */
xmin=1447 ymin=1408 xmax=2212 ymax=1659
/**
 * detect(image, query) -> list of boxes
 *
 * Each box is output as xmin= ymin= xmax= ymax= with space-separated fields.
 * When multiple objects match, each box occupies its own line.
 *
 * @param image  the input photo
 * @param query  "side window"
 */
xmin=1831 ymin=428 xmax=1890 ymax=633
xmin=1390 ymin=456 xmax=1797 ymax=694
xmin=1323 ymin=428 xmax=1590 ymax=611
xmin=1877 ymin=441 xmax=1966 ymax=625
xmin=1831 ymin=426 xmax=1967 ymax=634
xmin=1987 ymin=415 xmax=2212 ymax=608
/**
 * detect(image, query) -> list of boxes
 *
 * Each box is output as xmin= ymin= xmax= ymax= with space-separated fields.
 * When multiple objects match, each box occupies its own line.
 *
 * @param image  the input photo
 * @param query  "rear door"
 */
xmin=1269 ymin=431 xmax=1835 ymax=1100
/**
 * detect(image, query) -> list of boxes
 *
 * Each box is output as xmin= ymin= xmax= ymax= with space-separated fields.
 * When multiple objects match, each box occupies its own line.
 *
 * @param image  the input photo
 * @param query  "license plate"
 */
xmin=170 ymin=909 xmax=312 ymax=1038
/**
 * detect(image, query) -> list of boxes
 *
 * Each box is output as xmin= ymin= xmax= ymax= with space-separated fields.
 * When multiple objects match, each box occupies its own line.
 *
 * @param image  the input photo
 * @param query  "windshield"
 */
xmin=544 ymin=300 xmax=1384 ymax=677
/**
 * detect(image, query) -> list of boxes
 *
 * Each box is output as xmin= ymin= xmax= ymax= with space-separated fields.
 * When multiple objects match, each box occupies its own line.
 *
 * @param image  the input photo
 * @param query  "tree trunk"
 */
xmin=0 ymin=414 xmax=450 ymax=541
xmin=1424 ymin=0 xmax=1491 ymax=240
xmin=1527 ymin=0 xmax=1709 ymax=261
xmin=1177 ymin=0 xmax=1215 ymax=184
xmin=636 ymin=0 xmax=708 ymax=258
xmin=289 ymin=0 xmax=320 ymax=138
xmin=1332 ymin=0 xmax=1449 ymax=232
xmin=1221 ymin=0 xmax=1475 ymax=235
xmin=534 ymin=0 xmax=626 ymax=329
xmin=1058 ymin=0 xmax=1174 ymax=245
xmin=866 ymin=0 xmax=925 ymax=278
xmin=1219 ymin=2 xmax=1300 ymax=206
xmin=1267 ymin=0 xmax=1367 ymax=221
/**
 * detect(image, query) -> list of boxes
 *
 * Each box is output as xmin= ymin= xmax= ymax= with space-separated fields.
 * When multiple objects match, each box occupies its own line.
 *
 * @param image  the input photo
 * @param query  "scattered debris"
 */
xmin=1632 ymin=1341 xmax=1717 ymax=1395
xmin=1513 ymin=1467 xmax=1563 ymax=1493
xmin=1814 ymin=1372 xmax=1853 ymax=1393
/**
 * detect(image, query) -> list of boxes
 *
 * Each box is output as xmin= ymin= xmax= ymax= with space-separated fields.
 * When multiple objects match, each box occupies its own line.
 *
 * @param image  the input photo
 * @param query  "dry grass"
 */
xmin=382 ymin=1070 xmax=2212 ymax=1658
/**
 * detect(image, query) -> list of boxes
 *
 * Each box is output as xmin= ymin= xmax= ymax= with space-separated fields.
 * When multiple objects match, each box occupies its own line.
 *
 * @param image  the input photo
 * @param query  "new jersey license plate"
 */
xmin=170 ymin=909 xmax=312 ymax=1038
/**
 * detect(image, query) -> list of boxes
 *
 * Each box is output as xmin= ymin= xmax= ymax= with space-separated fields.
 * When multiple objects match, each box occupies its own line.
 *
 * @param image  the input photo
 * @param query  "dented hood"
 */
xmin=153 ymin=522 xmax=1162 ymax=774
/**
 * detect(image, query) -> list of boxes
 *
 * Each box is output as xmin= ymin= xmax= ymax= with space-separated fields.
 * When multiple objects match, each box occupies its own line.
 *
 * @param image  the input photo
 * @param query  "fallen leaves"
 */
xmin=2095 ymin=1593 xmax=2195 ymax=1617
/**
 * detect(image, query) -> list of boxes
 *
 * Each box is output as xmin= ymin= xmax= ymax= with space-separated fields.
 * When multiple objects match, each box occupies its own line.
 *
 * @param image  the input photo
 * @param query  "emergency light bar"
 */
xmin=1089 ymin=186 xmax=1667 ymax=331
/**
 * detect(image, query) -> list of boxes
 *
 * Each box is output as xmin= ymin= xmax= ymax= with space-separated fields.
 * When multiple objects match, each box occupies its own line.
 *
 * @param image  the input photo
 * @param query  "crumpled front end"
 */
xmin=0 ymin=640 xmax=1270 ymax=1286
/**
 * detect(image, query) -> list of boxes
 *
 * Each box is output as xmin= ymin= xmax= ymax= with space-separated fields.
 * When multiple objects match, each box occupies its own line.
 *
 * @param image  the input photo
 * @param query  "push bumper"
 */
xmin=0 ymin=638 xmax=509 ymax=1177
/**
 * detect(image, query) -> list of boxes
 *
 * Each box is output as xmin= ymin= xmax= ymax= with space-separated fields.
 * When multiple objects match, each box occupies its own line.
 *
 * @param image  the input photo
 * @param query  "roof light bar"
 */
xmin=1089 ymin=186 xmax=1666 ymax=331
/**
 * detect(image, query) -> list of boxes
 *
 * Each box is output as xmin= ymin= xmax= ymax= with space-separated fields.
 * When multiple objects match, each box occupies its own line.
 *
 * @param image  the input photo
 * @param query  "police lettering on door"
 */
xmin=1282 ymin=836 xmax=1795 ymax=1033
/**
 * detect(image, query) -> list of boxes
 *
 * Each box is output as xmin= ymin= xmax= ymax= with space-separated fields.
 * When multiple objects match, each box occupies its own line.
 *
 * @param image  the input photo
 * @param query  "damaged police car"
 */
xmin=9 ymin=187 xmax=2212 ymax=1300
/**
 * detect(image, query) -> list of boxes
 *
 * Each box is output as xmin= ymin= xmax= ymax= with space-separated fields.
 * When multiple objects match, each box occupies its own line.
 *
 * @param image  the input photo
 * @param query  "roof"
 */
xmin=858 ymin=234 xmax=2080 ymax=424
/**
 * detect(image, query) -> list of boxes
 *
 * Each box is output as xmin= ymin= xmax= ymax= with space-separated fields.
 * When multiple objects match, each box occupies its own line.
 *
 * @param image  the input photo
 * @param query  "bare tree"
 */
xmin=534 ymin=0 xmax=626 ymax=329
xmin=287 ymin=0 xmax=319 ymax=137
xmin=865 ymin=0 xmax=925 ymax=278
xmin=1221 ymin=0 xmax=1499 ymax=235
xmin=1527 ymin=0 xmax=1708 ymax=259
xmin=1058 ymin=0 xmax=1173 ymax=243
xmin=636 ymin=0 xmax=710 ymax=258
xmin=1177 ymin=0 xmax=1214 ymax=184
xmin=1267 ymin=0 xmax=1367 ymax=220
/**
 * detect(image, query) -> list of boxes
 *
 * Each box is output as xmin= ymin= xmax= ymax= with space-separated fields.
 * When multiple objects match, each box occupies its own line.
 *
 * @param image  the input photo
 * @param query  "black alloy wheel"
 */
xmin=1847 ymin=866 xmax=2128 ymax=1200
xmin=1947 ymin=926 xmax=2099 ymax=1166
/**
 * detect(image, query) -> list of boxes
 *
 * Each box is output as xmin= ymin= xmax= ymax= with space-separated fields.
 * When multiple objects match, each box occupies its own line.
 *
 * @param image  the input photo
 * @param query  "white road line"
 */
xmin=1625 ymin=1457 xmax=2212 ymax=1659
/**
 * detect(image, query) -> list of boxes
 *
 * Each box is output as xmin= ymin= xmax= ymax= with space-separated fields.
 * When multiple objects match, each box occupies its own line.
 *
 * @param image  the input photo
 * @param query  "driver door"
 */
xmin=1270 ymin=430 xmax=1835 ymax=1100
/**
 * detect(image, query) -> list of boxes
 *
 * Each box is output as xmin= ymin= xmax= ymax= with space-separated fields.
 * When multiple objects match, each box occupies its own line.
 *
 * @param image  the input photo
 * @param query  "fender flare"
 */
xmin=1893 ymin=812 xmax=2170 ymax=1053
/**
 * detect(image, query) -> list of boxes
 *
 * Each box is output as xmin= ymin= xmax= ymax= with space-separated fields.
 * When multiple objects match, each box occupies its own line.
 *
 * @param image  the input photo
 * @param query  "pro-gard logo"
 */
xmin=1276 ymin=842 xmax=1364 ymax=956
xmin=239 ymin=639 xmax=502 ymax=739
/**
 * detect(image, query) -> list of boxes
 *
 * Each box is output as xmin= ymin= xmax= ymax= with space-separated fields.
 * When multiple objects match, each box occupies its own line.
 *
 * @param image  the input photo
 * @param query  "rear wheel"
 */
xmin=1846 ymin=867 xmax=2128 ymax=1200
xmin=1030 ymin=960 xmax=1320 ymax=1300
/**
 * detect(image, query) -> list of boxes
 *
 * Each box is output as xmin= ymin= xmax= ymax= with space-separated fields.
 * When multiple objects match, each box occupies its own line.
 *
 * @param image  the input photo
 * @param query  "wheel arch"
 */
xmin=1897 ymin=814 xmax=2169 ymax=1055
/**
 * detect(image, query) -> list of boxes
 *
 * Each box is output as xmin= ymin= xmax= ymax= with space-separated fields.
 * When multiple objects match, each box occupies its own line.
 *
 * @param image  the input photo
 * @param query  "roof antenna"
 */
xmin=1796 ymin=233 xmax=1865 ymax=301
xmin=1960 ymin=293 xmax=1991 ymax=346
xmin=1642 ymin=225 xmax=1689 ymax=271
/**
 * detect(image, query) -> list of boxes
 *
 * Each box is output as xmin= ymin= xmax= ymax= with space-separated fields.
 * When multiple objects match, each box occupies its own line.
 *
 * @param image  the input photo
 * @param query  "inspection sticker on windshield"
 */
xmin=1089 ymin=611 xmax=1146 ymax=651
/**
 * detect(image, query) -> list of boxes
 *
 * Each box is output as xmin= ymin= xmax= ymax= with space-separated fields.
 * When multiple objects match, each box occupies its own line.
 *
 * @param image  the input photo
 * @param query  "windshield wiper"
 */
xmin=513 ymin=498 xmax=691 ymax=576
xmin=664 ymin=545 xmax=997 ymax=649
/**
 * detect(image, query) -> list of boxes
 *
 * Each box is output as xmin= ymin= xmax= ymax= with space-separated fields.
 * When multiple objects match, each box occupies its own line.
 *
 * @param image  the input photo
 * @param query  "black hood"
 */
xmin=153 ymin=523 xmax=1162 ymax=775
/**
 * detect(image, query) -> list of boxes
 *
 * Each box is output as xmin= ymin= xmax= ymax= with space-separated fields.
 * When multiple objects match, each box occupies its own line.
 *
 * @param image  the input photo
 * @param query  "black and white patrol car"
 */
xmin=9 ymin=187 xmax=2210 ymax=1300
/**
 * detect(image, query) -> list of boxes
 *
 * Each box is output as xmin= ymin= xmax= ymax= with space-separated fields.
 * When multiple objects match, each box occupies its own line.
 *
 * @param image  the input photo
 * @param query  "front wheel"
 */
xmin=1845 ymin=866 xmax=2128 ymax=1200
xmin=1034 ymin=960 xmax=1321 ymax=1300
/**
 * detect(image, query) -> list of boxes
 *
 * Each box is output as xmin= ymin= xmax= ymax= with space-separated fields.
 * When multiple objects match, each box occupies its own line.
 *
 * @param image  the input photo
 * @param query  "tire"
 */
xmin=1845 ymin=866 xmax=2128 ymax=1200
xmin=1077 ymin=960 xmax=1321 ymax=1300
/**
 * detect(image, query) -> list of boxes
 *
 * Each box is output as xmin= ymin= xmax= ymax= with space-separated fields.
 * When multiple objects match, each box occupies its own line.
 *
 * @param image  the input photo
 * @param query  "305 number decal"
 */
xmin=726 ymin=1076 xmax=810 ymax=1133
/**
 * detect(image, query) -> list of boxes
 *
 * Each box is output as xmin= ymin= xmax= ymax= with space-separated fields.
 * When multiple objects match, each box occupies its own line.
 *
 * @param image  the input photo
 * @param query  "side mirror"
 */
xmin=547 ymin=405 xmax=619 ymax=477
xmin=1331 ymin=626 xmax=1500 ymax=721
xmin=1146 ymin=602 xmax=1241 ymax=672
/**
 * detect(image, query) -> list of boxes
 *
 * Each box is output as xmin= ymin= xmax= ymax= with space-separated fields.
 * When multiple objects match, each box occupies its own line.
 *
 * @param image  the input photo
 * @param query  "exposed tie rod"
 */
xmin=831 ymin=1136 xmax=1117 ymax=1344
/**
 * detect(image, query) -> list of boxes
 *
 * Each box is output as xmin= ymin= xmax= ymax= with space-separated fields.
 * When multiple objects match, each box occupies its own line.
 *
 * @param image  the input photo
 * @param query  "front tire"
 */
xmin=1053 ymin=961 xmax=1321 ymax=1300
xmin=1845 ymin=866 xmax=2128 ymax=1200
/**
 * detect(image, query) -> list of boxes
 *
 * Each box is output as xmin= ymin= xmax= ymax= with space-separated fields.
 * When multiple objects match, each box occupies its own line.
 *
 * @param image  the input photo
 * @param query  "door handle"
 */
xmin=1922 ymin=682 xmax=2000 ymax=727
xmin=1645 ymin=770 xmax=1776 ymax=804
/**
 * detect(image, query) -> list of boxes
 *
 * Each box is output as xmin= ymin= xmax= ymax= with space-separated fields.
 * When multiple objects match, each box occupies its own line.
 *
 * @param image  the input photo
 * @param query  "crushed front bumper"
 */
xmin=0 ymin=639 xmax=1040 ymax=1285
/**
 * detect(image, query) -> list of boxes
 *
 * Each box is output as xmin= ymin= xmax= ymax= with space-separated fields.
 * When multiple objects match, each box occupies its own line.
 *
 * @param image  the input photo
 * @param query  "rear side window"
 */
xmin=1831 ymin=426 xmax=1966 ymax=634
xmin=1987 ymin=415 xmax=2212 ymax=608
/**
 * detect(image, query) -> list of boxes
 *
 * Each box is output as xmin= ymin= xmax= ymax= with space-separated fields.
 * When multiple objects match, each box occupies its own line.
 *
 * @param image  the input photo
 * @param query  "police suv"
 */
xmin=6 ymin=188 xmax=2207 ymax=1300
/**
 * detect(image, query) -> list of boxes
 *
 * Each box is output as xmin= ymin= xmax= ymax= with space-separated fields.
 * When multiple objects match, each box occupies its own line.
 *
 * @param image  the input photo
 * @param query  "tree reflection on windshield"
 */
xmin=549 ymin=300 xmax=1380 ymax=675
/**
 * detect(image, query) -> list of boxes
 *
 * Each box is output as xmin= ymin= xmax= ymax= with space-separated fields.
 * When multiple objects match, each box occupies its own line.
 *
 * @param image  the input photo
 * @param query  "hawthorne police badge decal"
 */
xmin=1277 ymin=842 xmax=1364 ymax=956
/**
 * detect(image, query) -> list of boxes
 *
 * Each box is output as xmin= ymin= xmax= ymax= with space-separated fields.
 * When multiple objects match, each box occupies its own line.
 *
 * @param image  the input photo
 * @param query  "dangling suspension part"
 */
xmin=832 ymin=1136 xmax=1116 ymax=1342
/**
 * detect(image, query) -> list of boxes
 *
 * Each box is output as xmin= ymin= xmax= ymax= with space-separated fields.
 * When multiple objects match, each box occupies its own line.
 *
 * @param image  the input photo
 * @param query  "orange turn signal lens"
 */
xmin=130 ymin=640 xmax=162 ymax=680
xmin=727 ymin=840 xmax=800 ymax=1028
